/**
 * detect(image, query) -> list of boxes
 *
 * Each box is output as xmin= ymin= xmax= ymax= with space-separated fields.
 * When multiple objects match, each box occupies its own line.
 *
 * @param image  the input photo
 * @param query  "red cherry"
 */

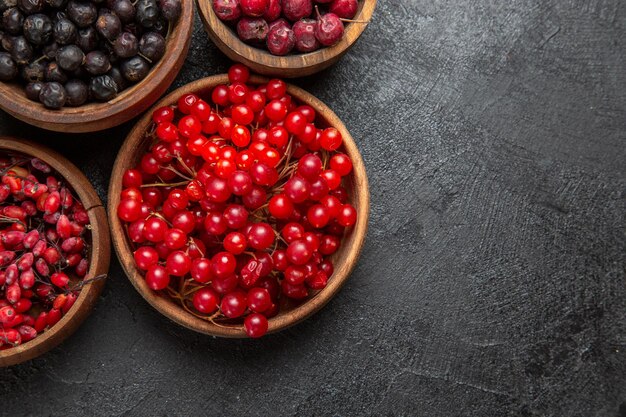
xmin=244 ymin=313 xmax=268 ymax=338
xmin=146 ymin=265 xmax=170 ymax=290
xmin=220 ymin=291 xmax=247 ymax=318
xmin=247 ymin=288 xmax=272 ymax=313
xmin=192 ymin=288 xmax=219 ymax=313
xmin=134 ymin=246 xmax=159 ymax=270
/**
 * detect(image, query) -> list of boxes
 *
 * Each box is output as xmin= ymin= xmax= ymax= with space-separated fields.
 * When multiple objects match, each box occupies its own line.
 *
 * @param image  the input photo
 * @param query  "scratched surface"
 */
xmin=0 ymin=1 xmax=625 ymax=416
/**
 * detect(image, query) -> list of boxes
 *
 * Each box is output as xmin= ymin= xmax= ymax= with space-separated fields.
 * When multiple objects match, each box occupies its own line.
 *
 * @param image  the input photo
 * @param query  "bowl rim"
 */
xmin=0 ymin=137 xmax=110 ymax=367
xmin=0 ymin=1 xmax=194 ymax=133
xmin=108 ymin=74 xmax=370 ymax=338
xmin=197 ymin=0 xmax=377 ymax=77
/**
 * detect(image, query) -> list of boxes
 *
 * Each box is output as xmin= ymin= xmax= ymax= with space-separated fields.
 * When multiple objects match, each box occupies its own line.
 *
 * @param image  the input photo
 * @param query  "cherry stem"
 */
xmin=339 ymin=18 xmax=370 ymax=24
xmin=69 ymin=274 xmax=107 ymax=291
xmin=137 ymin=51 xmax=153 ymax=64
xmin=175 ymin=155 xmax=196 ymax=177
xmin=161 ymin=165 xmax=193 ymax=181
xmin=140 ymin=180 xmax=190 ymax=188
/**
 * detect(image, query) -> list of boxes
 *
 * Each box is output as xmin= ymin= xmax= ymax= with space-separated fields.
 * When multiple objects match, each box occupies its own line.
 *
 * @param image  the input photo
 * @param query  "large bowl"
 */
xmin=197 ymin=0 xmax=377 ymax=78
xmin=108 ymin=74 xmax=369 ymax=337
xmin=0 ymin=1 xmax=194 ymax=133
xmin=0 ymin=137 xmax=110 ymax=366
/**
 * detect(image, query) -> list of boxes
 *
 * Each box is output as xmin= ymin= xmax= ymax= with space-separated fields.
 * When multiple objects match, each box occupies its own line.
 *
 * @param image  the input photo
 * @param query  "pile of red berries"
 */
xmin=117 ymin=64 xmax=357 ymax=338
xmin=0 ymin=153 xmax=92 ymax=349
xmin=212 ymin=0 xmax=360 ymax=56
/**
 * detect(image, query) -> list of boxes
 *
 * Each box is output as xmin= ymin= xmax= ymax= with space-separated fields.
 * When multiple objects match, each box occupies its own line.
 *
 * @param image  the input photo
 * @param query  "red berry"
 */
xmin=337 ymin=204 xmax=357 ymax=227
xmin=145 ymin=265 xmax=170 ymax=290
xmin=117 ymin=198 xmax=142 ymax=222
xmin=268 ymin=194 xmax=294 ymax=219
xmin=224 ymin=232 xmax=247 ymax=254
xmin=49 ymin=272 xmax=69 ymax=288
xmin=244 ymin=313 xmax=268 ymax=338
xmin=297 ymin=153 xmax=322 ymax=180
xmin=166 ymin=251 xmax=192 ymax=276
xmin=143 ymin=217 xmax=168 ymax=242
xmin=247 ymin=222 xmax=275 ymax=250
xmin=192 ymin=288 xmax=219 ymax=314
xmin=153 ymin=106 xmax=175 ymax=123
xmin=122 ymin=169 xmax=143 ymax=188
xmin=247 ymin=288 xmax=272 ymax=313
xmin=211 ymin=251 xmax=237 ymax=278
xmin=178 ymin=93 xmax=199 ymax=114
xmin=264 ymin=99 xmax=288 ymax=122
xmin=134 ymin=246 xmax=159 ymax=270
xmin=287 ymin=239 xmax=312 ymax=265
xmin=190 ymin=258 xmax=213 ymax=283
xmin=220 ymin=291 xmax=247 ymax=318
xmin=228 ymin=64 xmax=250 ymax=83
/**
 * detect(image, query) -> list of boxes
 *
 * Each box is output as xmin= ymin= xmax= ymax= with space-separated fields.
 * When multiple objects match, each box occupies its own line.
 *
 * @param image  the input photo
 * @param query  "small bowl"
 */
xmin=108 ymin=74 xmax=369 ymax=337
xmin=197 ymin=0 xmax=377 ymax=78
xmin=0 ymin=137 xmax=110 ymax=367
xmin=0 ymin=2 xmax=194 ymax=133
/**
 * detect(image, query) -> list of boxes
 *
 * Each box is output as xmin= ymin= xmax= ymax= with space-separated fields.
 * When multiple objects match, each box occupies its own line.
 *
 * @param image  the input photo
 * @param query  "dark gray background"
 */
xmin=1 ymin=1 xmax=625 ymax=416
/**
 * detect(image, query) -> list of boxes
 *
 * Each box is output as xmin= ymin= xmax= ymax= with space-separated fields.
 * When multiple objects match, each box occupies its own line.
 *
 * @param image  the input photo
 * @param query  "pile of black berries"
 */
xmin=0 ymin=0 xmax=181 ymax=109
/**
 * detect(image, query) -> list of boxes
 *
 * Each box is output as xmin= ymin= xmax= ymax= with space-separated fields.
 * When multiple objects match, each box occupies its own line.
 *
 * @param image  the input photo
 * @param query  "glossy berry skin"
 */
xmin=247 ymin=222 xmax=275 ymax=250
xmin=269 ymin=194 xmax=294 ymax=219
xmin=240 ymin=0 xmax=268 ymax=17
xmin=146 ymin=265 xmax=170 ymax=290
xmin=337 ymin=204 xmax=357 ymax=227
xmin=117 ymin=198 xmax=142 ymax=222
xmin=221 ymin=291 xmax=247 ymax=318
xmin=287 ymin=240 xmax=313 ymax=265
xmin=192 ymin=288 xmax=219 ymax=314
xmin=320 ymin=127 xmax=343 ymax=151
xmin=191 ymin=258 xmax=213 ymax=283
xmin=329 ymin=0 xmax=358 ymax=19
xmin=315 ymin=12 xmax=344 ymax=46
xmin=143 ymin=217 xmax=168 ymax=242
xmin=166 ymin=251 xmax=192 ymax=276
xmin=330 ymin=153 xmax=352 ymax=176
xmin=134 ymin=246 xmax=159 ymax=270
xmin=247 ymin=287 xmax=271 ymax=312
xmin=228 ymin=64 xmax=250 ymax=83
xmin=244 ymin=313 xmax=268 ymax=338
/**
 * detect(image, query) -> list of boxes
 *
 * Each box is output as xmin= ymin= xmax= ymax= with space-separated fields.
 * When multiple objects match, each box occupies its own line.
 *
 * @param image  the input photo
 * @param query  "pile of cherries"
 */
xmin=117 ymin=64 xmax=357 ymax=338
xmin=212 ymin=0 xmax=360 ymax=56
xmin=0 ymin=153 xmax=92 ymax=349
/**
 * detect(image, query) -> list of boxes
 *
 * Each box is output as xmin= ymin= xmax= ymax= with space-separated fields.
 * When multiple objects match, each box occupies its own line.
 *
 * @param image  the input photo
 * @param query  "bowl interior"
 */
xmin=0 ymin=137 xmax=110 ymax=367
xmin=197 ymin=0 xmax=377 ymax=77
xmin=109 ymin=74 xmax=369 ymax=337
xmin=0 ymin=1 xmax=194 ymax=132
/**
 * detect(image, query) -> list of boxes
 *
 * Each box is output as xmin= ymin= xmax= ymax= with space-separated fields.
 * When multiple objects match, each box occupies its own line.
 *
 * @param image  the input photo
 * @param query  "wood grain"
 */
xmin=0 ymin=137 xmax=110 ymax=367
xmin=108 ymin=74 xmax=370 ymax=337
xmin=197 ymin=0 xmax=377 ymax=78
xmin=0 ymin=2 xmax=194 ymax=133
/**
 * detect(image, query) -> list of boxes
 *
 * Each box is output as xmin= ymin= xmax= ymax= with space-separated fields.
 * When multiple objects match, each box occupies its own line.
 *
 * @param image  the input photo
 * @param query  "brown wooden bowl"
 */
xmin=108 ymin=74 xmax=369 ymax=337
xmin=0 ymin=2 xmax=194 ymax=133
xmin=0 ymin=137 xmax=110 ymax=367
xmin=197 ymin=0 xmax=377 ymax=78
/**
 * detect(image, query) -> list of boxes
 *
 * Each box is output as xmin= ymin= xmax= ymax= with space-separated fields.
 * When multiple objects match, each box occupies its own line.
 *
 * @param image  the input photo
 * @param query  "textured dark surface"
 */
xmin=1 ymin=1 xmax=625 ymax=416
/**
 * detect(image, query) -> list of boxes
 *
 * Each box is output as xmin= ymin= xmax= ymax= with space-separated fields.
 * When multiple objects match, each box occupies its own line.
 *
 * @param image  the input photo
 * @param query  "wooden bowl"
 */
xmin=108 ymin=74 xmax=369 ymax=337
xmin=0 ymin=2 xmax=194 ymax=133
xmin=0 ymin=137 xmax=110 ymax=367
xmin=197 ymin=0 xmax=377 ymax=78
